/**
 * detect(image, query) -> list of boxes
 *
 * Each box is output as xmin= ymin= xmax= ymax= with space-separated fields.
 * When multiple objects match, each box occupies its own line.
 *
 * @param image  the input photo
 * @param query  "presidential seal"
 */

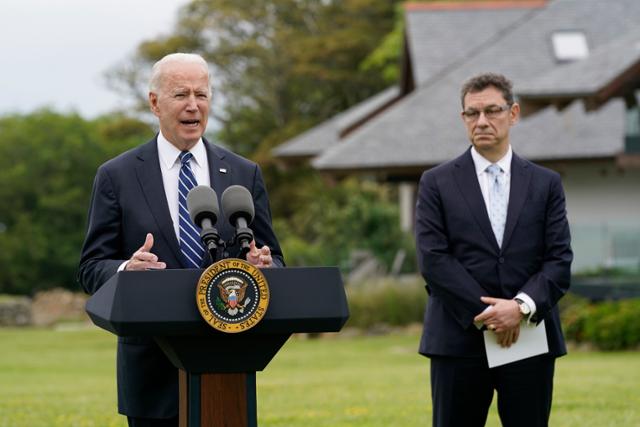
xmin=196 ymin=258 xmax=270 ymax=333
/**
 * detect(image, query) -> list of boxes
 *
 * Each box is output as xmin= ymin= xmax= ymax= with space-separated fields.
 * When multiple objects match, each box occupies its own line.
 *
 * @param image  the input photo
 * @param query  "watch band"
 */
xmin=515 ymin=297 xmax=531 ymax=316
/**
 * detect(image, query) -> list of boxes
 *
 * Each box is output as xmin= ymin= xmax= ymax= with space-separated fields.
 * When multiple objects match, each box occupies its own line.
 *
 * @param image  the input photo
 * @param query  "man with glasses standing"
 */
xmin=414 ymin=73 xmax=572 ymax=427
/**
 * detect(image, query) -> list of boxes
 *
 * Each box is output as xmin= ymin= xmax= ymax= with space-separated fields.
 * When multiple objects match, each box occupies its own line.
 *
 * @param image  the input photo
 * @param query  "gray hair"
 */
xmin=460 ymin=73 xmax=514 ymax=108
xmin=149 ymin=53 xmax=211 ymax=94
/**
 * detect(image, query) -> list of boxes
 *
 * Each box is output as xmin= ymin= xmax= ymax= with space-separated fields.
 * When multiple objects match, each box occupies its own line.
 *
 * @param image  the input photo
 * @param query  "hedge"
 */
xmin=345 ymin=276 xmax=426 ymax=329
xmin=346 ymin=277 xmax=640 ymax=350
xmin=560 ymin=294 xmax=640 ymax=350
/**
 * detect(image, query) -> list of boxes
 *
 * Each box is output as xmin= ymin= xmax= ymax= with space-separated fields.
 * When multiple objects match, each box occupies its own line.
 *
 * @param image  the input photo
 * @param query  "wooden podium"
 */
xmin=86 ymin=267 xmax=349 ymax=427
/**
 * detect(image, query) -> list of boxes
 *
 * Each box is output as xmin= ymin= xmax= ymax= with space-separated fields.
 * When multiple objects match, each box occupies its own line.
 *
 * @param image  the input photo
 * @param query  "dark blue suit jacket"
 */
xmin=415 ymin=148 xmax=572 ymax=359
xmin=78 ymin=136 xmax=283 ymax=418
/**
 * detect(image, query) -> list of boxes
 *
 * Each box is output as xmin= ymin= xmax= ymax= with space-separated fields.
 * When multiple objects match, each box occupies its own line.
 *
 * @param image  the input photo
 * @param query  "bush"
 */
xmin=559 ymin=293 xmax=593 ymax=344
xmin=583 ymin=299 xmax=640 ymax=350
xmin=345 ymin=275 xmax=426 ymax=329
xmin=560 ymin=294 xmax=640 ymax=350
xmin=276 ymin=178 xmax=416 ymax=274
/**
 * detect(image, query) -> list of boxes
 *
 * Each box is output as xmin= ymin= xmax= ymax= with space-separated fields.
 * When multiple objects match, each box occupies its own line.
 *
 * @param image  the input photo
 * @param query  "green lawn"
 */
xmin=0 ymin=326 xmax=638 ymax=427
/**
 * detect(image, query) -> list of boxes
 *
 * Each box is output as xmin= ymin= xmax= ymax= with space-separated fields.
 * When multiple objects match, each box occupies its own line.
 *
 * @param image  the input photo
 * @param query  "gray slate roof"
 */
xmin=272 ymin=86 xmax=400 ymax=159
xmin=406 ymin=3 xmax=538 ymax=86
xmin=517 ymin=27 xmax=640 ymax=99
xmin=309 ymin=0 xmax=640 ymax=173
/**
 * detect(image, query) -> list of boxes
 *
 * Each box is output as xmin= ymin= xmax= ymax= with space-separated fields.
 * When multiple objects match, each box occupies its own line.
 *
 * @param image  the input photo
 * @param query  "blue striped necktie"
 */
xmin=178 ymin=151 xmax=205 ymax=268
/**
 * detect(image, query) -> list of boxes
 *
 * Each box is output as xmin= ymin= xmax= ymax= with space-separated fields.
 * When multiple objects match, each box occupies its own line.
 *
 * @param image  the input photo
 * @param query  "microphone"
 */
xmin=221 ymin=185 xmax=255 ymax=257
xmin=186 ymin=185 xmax=221 ymax=256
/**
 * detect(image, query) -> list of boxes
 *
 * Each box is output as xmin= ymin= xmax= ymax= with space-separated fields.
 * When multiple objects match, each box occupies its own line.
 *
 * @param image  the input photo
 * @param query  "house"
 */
xmin=274 ymin=0 xmax=640 ymax=273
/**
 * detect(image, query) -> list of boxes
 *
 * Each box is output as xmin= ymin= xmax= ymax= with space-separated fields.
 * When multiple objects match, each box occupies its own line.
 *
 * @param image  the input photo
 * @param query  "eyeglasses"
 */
xmin=462 ymin=104 xmax=512 ymax=122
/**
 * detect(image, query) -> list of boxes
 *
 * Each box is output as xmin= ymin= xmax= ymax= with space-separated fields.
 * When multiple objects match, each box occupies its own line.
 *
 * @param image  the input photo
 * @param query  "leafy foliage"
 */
xmin=120 ymin=0 xmax=403 ymax=157
xmin=360 ymin=3 xmax=405 ymax=84
xmin=560 ymin=294 xmax=640 ymax=350
xmin=274 ymin=176 xmax=415 ymax=272
xmin=0 ymin=110 xmax=152 ymax=294
xmin=345 ymin=276 xmax=426 ymax=328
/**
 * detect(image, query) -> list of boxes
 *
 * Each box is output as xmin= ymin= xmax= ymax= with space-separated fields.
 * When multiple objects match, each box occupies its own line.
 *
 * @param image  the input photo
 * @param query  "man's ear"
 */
xmin=149 ymin=92 xmax=160 ymax=116
xmin=510 ymin=102 xmax=520 ymax=125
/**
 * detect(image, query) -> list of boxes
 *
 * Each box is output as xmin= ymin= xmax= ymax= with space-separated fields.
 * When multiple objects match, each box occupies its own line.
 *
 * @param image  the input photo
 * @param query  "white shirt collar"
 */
xmin=471 ymin=145 xmax=512 ymax=176
xmin=157 ymin=131 xmax=207 ymax=170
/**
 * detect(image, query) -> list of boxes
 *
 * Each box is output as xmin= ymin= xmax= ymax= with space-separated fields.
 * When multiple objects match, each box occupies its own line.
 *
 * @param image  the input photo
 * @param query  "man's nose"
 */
xmin=476 ymin=111 xmax=490 ymax=126
xmin=185 ymin=94 xmax=198 ymax=110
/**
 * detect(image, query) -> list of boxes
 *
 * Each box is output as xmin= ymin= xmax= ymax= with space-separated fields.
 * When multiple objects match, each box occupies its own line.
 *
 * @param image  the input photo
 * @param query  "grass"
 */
xmin=0 ymin=326 xmax=639 ymax=427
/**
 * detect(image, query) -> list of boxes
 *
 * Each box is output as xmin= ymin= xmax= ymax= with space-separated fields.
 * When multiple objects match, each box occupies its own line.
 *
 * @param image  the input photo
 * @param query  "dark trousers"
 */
xmin=127 ymin=416 xmax=178 ymax=427
xmin=430 ymin=354 xmax=555 ymax=427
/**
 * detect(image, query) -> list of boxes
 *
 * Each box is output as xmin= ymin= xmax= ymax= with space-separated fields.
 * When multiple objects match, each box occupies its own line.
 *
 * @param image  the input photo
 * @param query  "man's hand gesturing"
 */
xmin=125 ymin=233 xmax=166 ymax=271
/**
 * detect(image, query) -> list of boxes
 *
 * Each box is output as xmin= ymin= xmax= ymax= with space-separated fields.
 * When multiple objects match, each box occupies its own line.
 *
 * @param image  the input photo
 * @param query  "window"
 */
xmin=551 ymin=31 xmax=589 ymax=62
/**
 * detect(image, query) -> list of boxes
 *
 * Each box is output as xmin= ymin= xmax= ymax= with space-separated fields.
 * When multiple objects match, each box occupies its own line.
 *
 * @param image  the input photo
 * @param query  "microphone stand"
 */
xmin=199 ymin=226 xmax=224 ymax=264
xmin=233 ymin=218 xmax=254 ymax=259
xmin=200 ymin=229 xmax=253 ymax=264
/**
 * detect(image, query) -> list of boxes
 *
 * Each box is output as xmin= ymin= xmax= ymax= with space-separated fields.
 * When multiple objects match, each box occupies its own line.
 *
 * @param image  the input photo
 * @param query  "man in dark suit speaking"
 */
xmin=78 ymin=53 xmax=284 ymax=427
xmin=415 ymin=73 xmax=572 ymax=427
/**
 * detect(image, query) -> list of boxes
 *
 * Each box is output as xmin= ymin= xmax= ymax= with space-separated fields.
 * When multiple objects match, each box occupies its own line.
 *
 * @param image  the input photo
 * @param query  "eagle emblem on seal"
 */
xmin=217 ymin=277 xmax=251 ymax=316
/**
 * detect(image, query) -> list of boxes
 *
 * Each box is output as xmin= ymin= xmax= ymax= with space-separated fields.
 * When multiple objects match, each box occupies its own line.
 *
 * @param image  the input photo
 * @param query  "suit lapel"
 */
xmin=453 ymin=149 xmax=500 ymax=251
xmin=502 ymin=153 xmax=532 ymax=250
xmin=134 ymin=138 xmax=185 ymax=267
xmin=204 ymin=139 xmax=234 ymax=244
xmin=205 ymin=140 xmax=232 ymax=199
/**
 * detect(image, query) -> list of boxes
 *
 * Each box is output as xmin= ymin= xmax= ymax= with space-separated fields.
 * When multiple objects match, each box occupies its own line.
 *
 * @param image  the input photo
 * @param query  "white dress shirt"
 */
xmin=470 ymin=146 xmax=536 ymax=321
xmin=118 ymin=133 xmax=211 ymax=272
xmin=157 ymin=132 xmax=211 ymax=240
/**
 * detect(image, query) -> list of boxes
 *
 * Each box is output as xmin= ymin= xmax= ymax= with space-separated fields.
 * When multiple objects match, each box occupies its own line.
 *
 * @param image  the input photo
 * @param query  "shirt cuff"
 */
xmin=515 ymin=292 xmax=536 ymax=323
xmin=117 ymin=260 xmax=129 ymax=272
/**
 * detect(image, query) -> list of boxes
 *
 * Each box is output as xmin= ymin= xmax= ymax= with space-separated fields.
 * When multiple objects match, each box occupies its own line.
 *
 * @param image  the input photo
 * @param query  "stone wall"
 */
xmin=0 ymin=296 xmax=31 ymax=326
xmin=0 ymin=289 xmax=88 ymax=327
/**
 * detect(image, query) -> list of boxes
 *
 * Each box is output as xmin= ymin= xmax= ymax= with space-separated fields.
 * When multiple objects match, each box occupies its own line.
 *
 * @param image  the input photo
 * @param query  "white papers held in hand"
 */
xmin=483 ymin=320 xmax=549 ymax=368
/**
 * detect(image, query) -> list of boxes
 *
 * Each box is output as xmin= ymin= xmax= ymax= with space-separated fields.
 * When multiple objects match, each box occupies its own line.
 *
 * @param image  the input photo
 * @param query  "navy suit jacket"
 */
xmin=78 ymin=136 xmax=284 ymax=417
xmin=415 ymin=148 xmax=572 ymax=359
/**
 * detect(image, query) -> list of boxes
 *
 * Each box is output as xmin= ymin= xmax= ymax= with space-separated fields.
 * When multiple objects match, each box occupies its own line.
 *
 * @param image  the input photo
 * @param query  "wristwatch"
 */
xmin=515 ymin=298 xmax=531 ymax=317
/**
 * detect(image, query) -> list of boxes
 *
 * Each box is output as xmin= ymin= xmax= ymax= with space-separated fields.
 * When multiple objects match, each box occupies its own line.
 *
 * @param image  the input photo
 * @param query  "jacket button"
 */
xmin=498 ymin=257 xmax=505 ymax=264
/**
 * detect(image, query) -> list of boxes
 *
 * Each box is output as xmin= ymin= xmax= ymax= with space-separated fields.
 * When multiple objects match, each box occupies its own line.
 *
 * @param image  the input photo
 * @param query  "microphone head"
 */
xmin=186 ymin=185 xmax=219 ymax=227
xmin=221 ymin=185 xmax=255 ymax=225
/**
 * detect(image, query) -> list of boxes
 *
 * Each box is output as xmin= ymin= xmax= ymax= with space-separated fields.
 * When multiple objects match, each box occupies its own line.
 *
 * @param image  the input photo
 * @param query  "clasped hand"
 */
xmin=474 ymin=296 xmax=523 ymax=348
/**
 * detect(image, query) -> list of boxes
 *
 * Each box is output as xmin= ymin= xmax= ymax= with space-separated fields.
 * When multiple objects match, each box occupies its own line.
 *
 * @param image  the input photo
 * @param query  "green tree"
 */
xmin=276 ymin=177 xmax=414 ymax=272
xmin=109 ymin=0 xmax=401 ymax=157
xmin=0 ymin=110 xmax=152 ymax=294
xmin=360 ymin=3 xmax=405 ymax=84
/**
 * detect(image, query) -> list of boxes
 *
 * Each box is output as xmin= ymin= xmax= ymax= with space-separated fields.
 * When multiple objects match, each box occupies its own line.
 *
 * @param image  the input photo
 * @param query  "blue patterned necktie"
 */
xmin=486 ymin=164 xmax=507 ymax=248
xmin=178 ymin=151 xmax=205 ymax=268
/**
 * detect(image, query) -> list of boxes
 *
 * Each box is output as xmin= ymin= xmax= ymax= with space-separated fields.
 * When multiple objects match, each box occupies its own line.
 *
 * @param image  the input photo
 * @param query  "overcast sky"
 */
xmin=0 ymin=0 xmax=190 ymax=118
